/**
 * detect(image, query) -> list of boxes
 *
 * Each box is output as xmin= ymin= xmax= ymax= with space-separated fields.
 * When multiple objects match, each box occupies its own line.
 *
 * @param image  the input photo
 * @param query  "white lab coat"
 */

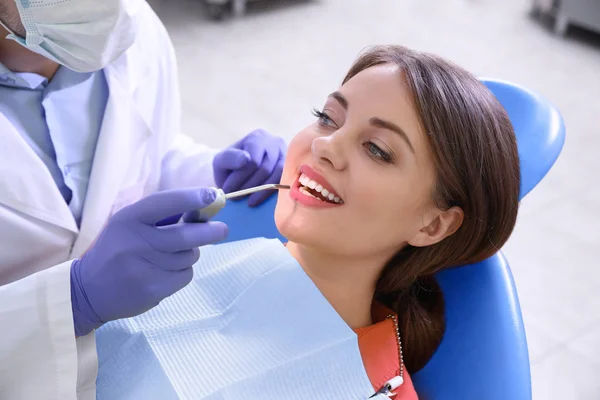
xmin=0 ymin=3 xmax=218 ymax=399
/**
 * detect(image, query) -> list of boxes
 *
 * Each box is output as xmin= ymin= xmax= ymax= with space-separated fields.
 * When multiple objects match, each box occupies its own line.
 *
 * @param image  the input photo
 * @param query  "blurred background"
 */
xmin=146 ymin=0 xmax=600 ymax=398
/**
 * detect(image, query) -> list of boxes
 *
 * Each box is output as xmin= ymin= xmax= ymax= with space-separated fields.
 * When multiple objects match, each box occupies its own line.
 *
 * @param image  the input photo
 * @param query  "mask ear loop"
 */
xmin=0 ymin=0 xmax=37 ymax=47
xmin=11 ymin=0 xmax=44 ymax=46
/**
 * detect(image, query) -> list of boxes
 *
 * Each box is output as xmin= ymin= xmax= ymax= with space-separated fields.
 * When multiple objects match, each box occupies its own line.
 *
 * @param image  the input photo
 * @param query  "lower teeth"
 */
xmin=299 ymin=186 xmax=320 ymax=200
xmin=299 ymin=186 xmax=334 ymax=203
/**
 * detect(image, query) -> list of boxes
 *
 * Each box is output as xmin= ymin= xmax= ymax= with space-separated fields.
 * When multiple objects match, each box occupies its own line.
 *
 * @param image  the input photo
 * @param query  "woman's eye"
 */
xmin=311 ymin=108 xmax=337 ymax=128
xmin=365 ymin=142 xmax=393 ymax=163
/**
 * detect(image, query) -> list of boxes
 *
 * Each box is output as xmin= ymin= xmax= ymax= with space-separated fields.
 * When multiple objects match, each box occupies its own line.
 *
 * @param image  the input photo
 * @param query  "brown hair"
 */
xmin=343 ymin=45 xmax=520 ymax=373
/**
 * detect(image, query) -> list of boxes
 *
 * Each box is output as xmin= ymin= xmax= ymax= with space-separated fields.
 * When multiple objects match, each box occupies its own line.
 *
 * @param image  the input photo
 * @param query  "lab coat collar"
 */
xmin=70 ymin=62 xmax=152 ymax=257
xmin=0 ymin=56 xmax=151 ymax=244
xmin=0 ymin=112 xmax=79 ymax=233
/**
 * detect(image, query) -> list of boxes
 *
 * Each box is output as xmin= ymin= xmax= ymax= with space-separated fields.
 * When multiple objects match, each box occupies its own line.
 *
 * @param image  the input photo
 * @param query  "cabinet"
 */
xmin=532 ymin=0 xmax=600 ymax=36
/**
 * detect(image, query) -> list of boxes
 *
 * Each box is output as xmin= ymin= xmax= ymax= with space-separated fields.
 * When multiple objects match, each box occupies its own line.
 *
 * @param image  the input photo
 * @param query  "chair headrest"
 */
xmin=480 ymin=78 xmax=566 ymax=201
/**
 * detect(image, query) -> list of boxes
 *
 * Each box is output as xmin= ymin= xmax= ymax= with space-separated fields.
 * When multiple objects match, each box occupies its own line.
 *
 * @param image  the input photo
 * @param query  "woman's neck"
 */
xmin=285 ymin=241 xmax=388 ymax=329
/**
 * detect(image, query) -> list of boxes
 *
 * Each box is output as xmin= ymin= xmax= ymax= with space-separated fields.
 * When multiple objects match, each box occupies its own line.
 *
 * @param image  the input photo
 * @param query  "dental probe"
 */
xmin=185 ymin=184 xmax=291 ymax=223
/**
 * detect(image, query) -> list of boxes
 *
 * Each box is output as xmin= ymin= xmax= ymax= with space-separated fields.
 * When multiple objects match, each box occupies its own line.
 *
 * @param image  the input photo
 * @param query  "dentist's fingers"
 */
xmin=125 ymin=188 xmax=218 ymax=226
xmin=213 ymin=148 xmax=251 ymax=188
xmin=147 ymin=221 xmax=229 ymax=252
xmin=239 ymin=140 xmax=281 ymax=191
xmin=247 ymin=156 xmax=285 ymax=207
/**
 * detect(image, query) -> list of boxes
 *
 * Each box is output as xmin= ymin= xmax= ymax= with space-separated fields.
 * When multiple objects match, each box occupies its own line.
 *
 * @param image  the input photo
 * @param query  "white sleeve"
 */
xmin=0 ymin=261 xmax=97 ymax=400
xmin=159 ymin=133 xmax=221 ymax=191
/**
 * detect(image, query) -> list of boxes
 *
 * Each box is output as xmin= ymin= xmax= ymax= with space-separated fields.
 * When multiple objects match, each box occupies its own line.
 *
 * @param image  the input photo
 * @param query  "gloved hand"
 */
xmin=213 ymin=129 xmax=286 ymax=207
xmin=70 ymin=187 xmax=229 ymax=337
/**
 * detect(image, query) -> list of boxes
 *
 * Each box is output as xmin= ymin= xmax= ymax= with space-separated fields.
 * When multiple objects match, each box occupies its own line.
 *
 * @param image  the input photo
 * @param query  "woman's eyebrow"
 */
xmin=328 ymin=91 xmax=349 ymax=110
xmin=369 ymin=117 xmax=415 ymax=154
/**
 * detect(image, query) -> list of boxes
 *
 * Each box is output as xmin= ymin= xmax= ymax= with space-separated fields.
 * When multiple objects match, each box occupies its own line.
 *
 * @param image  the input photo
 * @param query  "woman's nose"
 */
xmin=311 ymin=134 xmax=347 ymax=171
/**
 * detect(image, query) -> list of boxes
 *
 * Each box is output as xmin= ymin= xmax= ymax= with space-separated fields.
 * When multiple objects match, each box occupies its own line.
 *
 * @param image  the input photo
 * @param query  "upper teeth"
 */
xmin=299 ymin=173 xmax=342 ymax=203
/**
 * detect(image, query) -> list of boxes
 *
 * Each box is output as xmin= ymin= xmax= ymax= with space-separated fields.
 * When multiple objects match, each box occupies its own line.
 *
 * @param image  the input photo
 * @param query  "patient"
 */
xmin=273 ymin=45 xmax=520 ymax=397
xmin=97 ymin=45 xmax=520 ymax=400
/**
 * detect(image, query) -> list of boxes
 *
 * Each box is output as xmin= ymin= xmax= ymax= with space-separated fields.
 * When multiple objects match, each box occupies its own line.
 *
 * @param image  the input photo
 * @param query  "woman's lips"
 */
xmin=290 ymin=176 xmax=342 ymax=208
xmin=298 ymin=165 xmax=343 ymax=202
xmin=297 ymin=174 xmax=343 ymax=204
xmin=289 ymin=165 xmax=344 ymax=208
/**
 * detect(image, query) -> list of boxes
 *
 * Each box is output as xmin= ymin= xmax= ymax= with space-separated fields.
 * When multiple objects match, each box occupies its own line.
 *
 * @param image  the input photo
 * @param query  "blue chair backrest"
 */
xmin=215 ymin=78 xmax=565 ymax=400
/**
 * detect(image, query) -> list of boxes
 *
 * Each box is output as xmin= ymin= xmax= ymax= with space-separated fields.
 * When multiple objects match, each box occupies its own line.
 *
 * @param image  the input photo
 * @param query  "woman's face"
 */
xmin=275 ymin=64 xmax=441 ymax=260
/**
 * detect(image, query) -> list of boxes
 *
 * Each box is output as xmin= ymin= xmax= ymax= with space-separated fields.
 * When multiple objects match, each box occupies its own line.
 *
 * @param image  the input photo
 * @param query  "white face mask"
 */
xmin=0 ymin=0 xmax=143 ymax=73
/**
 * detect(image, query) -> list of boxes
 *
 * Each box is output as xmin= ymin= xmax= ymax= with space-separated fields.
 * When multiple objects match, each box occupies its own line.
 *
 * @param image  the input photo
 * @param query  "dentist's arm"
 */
xmin=0 ymin=187 xmax=229 ymax=400
xmin=159 ymin=134 xmax=219 ymax=191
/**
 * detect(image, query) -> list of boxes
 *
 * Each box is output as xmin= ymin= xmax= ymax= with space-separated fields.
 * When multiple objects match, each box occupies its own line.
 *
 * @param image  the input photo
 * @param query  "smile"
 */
xmin=297 ymin=174 xmax=343 ymax=204
xmin=288 ymin=164 xmax=344 ymax=208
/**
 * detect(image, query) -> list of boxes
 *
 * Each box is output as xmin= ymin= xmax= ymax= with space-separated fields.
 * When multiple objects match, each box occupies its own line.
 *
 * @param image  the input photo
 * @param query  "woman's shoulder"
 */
xmin=354 ymin=303 xmax=419 ymax=399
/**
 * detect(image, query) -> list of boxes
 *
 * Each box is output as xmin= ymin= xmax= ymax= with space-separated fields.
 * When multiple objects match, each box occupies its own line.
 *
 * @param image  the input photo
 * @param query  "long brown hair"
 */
xmin=343 ymin=45 xmax=520 ymax=373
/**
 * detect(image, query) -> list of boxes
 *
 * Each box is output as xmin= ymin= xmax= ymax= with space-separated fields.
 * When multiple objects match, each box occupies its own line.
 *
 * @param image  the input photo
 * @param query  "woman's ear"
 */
xmin=408 ymin=206 xmax=464 ymax=248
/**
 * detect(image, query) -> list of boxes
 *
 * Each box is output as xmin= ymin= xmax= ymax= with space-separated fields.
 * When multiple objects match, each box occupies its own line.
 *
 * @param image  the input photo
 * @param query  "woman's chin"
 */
xmin=275 ymin=216 xmax=326 ymax=247
xmin=275 ymin=197 xmax=343 ymax=249
xmin=275 ymin=219 xmax=309 ymax=244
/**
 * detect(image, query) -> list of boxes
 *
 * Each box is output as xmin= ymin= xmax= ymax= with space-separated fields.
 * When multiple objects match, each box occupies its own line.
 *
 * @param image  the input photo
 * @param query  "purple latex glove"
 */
xmin=213 ymin=129 xmax=286 ymax=207
xmin=70 ymin=187 xmax=229 ymax=337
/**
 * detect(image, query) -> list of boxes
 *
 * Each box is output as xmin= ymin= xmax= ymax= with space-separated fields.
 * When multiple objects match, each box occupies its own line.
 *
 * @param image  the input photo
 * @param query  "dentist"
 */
xmin=0 ymin=0 xmax=286 ymax=398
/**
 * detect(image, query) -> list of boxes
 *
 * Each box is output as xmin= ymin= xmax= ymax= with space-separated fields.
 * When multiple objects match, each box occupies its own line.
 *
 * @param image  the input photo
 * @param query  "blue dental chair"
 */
xmin=215 ymin=79 xmax=566 ymax=400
